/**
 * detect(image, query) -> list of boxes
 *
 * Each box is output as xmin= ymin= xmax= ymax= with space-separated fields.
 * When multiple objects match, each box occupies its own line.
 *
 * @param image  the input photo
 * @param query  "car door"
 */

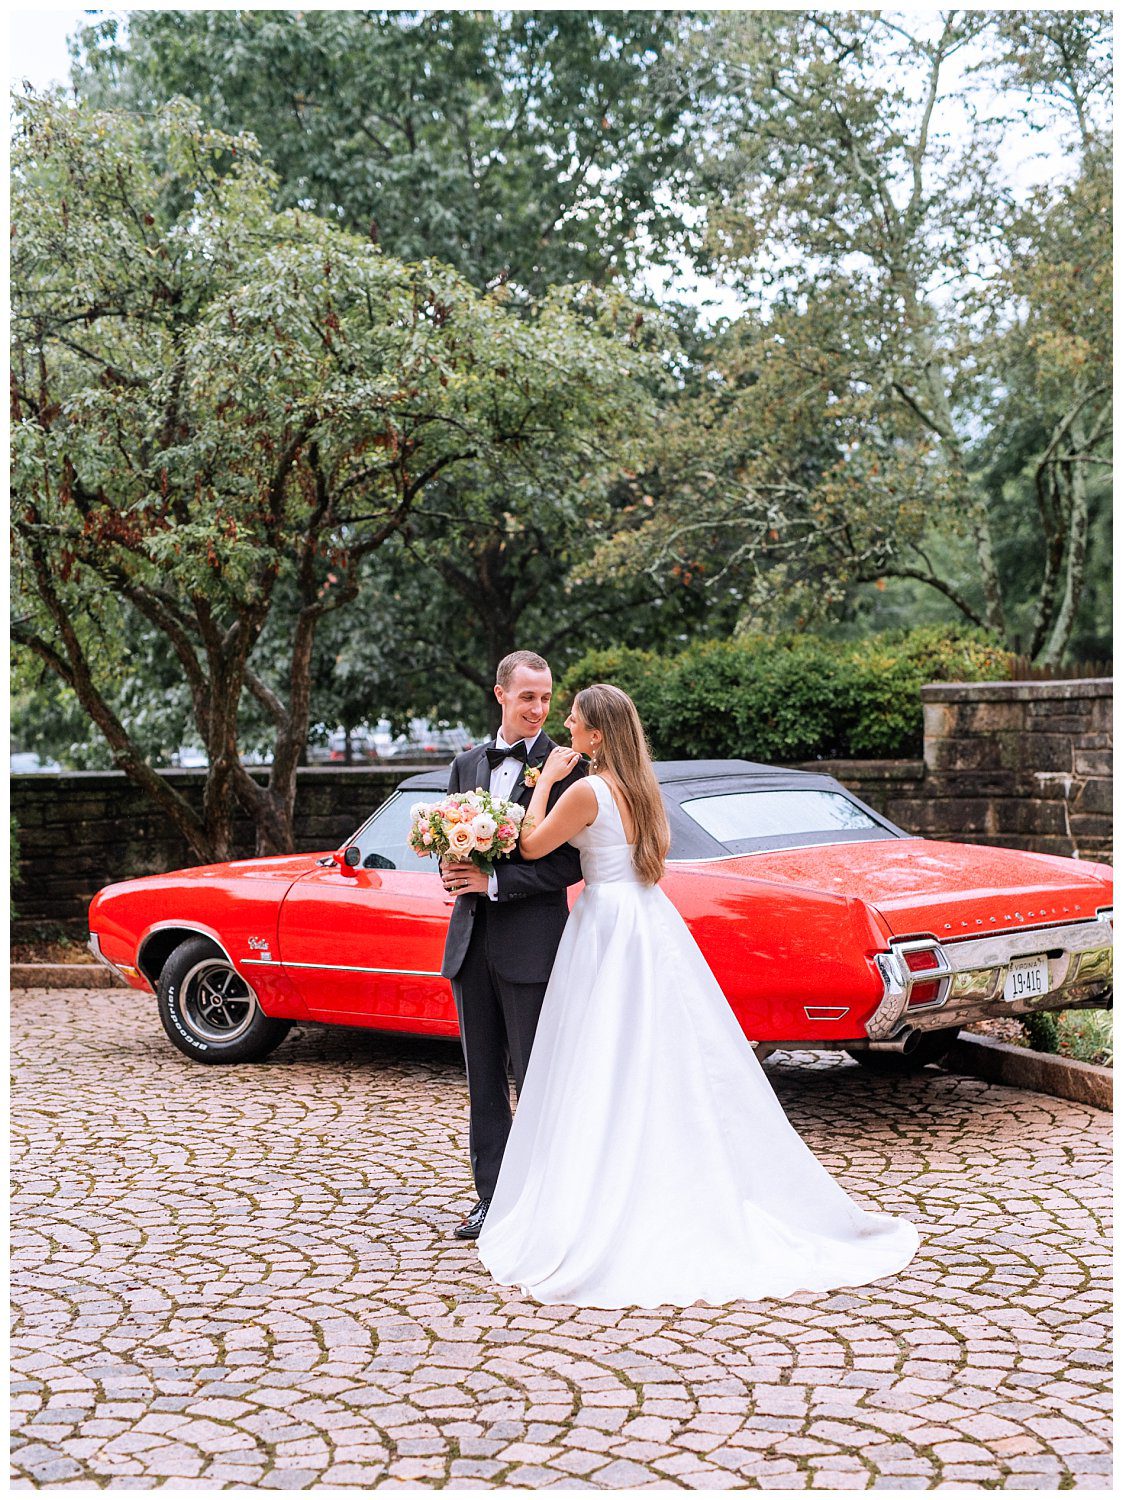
xmin=276 ymin=790 xmax=458 ymax=1035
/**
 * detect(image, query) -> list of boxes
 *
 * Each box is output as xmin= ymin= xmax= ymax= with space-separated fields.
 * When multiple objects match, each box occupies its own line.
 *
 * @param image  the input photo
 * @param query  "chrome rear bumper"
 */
xmin=866 ymin=912 xmax=1113 ymax=1040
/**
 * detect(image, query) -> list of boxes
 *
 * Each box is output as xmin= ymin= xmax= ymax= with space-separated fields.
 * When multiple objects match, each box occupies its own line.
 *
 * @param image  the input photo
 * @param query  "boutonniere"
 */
xmin=523 ymin=765 xmax=542 ymax=787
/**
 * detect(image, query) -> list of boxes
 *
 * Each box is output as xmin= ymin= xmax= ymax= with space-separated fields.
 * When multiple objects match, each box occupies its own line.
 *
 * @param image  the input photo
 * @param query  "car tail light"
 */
xmin=903 ymin=948 xmax=940 ymax=974
xmin=890 ymin=939 xmax=950 ymax=1009
xmin=907 ymin=979 xmax=942 ymax=1004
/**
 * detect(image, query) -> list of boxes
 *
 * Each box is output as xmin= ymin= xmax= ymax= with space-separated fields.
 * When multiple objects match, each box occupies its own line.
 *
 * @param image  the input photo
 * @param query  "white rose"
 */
xmin=463 ymin=790 xmax=483 ymax=808
xmin=506 ymin=803 xmax=525 ymax=824
xmin=471 ymin=812 xmax=497 ymax=842
xmin=409 ymin=801 xmax=432 ymax=822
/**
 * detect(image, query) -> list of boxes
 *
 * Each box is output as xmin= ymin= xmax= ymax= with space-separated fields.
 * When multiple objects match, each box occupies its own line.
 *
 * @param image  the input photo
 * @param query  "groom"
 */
xmin=440 ymin=649 xmax=586 ymax=1239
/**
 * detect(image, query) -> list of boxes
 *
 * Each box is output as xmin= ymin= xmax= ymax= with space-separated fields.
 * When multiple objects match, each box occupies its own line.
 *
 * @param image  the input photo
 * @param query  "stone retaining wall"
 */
xmin=797 ymin=679 xmax=1112 ymax=864
xmin=10 ymin=766 xmax=421 ymax=931
xmin=919 ymin=678 xmax=1111 ymax=860
xmin=10 ymin=679 xmax=1112 ymax=932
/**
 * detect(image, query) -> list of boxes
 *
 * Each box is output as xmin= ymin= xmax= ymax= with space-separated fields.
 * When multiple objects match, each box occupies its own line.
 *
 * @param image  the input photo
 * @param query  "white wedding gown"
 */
xmin=476 ymin=774 xmax=920 ymax=1309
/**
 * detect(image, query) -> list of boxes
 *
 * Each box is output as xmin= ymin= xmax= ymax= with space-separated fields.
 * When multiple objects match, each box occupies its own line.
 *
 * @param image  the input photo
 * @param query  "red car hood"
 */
xmin=194 ymin=853 xmax=326 ymax=882
xmin=97 ymin=852 xmax=324 ymax=899
xmin=708 ymin=838 xmax=1112 ymax=939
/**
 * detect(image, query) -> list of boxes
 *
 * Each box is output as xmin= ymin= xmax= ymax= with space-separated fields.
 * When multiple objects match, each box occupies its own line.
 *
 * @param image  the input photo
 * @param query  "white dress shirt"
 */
xmin=486 ymin=731 xmax=539 ymax=900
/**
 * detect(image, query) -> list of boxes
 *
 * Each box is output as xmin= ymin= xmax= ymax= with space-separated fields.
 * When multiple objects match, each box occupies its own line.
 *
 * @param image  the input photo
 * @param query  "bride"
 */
xmin=475 ymin=683 xmax=920 ymax=1309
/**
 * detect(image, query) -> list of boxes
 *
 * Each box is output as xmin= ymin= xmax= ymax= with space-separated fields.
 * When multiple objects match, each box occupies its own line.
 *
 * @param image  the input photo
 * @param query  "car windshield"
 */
xmin=350 ymin=791 xmax=434 ymax=870
xmin=680 ymin=788 xmax=880 ymax=849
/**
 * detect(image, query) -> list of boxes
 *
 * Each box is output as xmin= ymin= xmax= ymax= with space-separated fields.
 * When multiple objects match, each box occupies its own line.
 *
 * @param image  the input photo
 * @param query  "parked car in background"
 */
xmin=327 ymin=721 xmax=396 ymax=762
xmin=387 ymin=721 xmax=475 ymax=759
xmin=88 ymin=759 xmax=1113 ymax=1076
xmin=170 ymin=746 xmax=209 ymax=768
xmin=319 ymin=720 xmax=474 ymax=762
xmin=9 ymin=751 xmax=62 ymax=773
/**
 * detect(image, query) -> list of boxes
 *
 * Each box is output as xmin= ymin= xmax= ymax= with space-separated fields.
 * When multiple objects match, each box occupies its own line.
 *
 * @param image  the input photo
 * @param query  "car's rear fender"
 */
xmin=660 ymin=864 xmax=889 ymax=1040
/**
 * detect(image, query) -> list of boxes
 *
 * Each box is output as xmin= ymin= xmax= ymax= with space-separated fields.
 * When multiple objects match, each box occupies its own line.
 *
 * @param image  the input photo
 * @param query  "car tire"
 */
xmin=157 ymin=936 xmax=292 ymax=1064
xmin=846 ymin=1027 xmax=960 ymax=1074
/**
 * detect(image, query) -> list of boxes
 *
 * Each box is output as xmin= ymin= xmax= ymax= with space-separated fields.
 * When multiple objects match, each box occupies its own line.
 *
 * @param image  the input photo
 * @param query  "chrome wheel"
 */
xmin=178 ymin=958 xmax=259 ymax=1043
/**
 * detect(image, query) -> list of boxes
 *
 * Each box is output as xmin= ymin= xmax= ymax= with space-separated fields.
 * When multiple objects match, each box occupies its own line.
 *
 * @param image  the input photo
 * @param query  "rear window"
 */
xmin=680 ymin=788 xmax=880 ymax=848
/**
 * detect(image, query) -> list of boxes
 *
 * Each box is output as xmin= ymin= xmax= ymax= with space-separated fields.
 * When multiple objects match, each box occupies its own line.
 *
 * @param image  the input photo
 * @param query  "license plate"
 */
xmin=1003 ymin=955 xmax=1049 ymax=1002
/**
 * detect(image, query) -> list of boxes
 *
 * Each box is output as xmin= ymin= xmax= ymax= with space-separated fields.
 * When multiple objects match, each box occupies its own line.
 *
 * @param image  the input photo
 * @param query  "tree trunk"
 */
xmin=199 ymin=645 xmax=255 ymax=862
xmin=11 ymin=528 xmax=219 ymax=864
xmin=255 ymin=787 xmax=297 ymax=856
xmin=1039 ymin=413 xmax=1090 ymax=666
xmin=484 ymin=616 xmax=518 ymax=735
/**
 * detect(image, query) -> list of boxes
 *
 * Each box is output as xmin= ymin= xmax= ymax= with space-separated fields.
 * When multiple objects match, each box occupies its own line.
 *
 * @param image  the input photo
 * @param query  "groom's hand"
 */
xmin=442 ymin=860 xmax=489 ymax=895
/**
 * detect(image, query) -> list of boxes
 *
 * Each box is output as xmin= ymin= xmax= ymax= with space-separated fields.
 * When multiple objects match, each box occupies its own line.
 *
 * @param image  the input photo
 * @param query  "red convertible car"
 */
xmin=88 ymin=760 xmax=1113 ymax=1073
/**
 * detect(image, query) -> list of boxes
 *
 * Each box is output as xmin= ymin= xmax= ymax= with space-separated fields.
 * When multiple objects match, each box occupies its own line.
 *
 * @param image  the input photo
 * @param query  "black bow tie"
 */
xmin=485 ymin=742 xmax=529 ymax=769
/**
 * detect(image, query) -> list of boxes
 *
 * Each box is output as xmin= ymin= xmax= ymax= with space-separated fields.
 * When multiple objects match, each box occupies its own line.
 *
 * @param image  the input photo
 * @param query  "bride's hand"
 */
xmin=540 ymin=746 xmax=581 ymax=785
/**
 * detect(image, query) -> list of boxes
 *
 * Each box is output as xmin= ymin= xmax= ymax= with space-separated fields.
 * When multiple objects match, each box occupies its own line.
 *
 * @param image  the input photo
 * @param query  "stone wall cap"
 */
xmin=8 ymin=761 xmax=442 ymax=784
xmin=788 ymin=758 xmax=926 ymax=779
xmin=9 ymin=963 xmax=125 ymax=989
xmin=921 ymin=677 xmax=1112 ymax=703
xmin=293 ymin=763 xmax=440 ymax=778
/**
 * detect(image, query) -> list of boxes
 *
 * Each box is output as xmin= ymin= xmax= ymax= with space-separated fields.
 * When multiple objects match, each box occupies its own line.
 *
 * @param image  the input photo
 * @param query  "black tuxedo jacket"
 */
xmin=440 ymin=731 xmax=586 ymax=983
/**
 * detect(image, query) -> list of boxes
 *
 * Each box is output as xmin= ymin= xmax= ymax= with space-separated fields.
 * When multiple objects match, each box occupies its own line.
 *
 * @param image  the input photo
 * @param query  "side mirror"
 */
xmin=332 ymin=846 xmax=362 ymax=876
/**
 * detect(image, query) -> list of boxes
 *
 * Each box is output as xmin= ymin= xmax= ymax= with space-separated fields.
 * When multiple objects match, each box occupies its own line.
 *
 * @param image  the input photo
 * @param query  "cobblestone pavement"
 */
xmin=11 ymin=988 xmax=1112 ymax=1491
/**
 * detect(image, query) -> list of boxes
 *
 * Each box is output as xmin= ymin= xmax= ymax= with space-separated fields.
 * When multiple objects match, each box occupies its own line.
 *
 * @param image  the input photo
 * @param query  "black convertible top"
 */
xmin=397 ymin=757 xmax=816 ymax=793
xmin=394 ymin=757 xmax=908 ymax=858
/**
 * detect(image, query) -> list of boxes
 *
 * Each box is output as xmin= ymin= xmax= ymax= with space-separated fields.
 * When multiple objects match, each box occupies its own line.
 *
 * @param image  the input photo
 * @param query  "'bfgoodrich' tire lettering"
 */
xmin=157 ymin=938 xmax=291 ymax=1065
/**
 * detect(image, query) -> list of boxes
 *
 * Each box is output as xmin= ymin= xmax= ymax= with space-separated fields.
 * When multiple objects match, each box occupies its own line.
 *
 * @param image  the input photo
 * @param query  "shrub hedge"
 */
xmin=553 ymin=626 xmax=1013 ymax=762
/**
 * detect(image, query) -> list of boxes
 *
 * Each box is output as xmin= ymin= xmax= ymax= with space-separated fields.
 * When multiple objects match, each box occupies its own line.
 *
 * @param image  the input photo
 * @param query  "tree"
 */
xmin=987 ymin=8 xmax=1112 ymax=153
xmin=982 ymin=12 xmax=1113 ymax=662
xmin=11 ymin=616 xmax=197 ymax=770
xmin=392 ymin=289 xmax=724 ymax=732
xmin=980 ymin=144 xmax=1111 ymax=662
xmin=60 ymin=9 xmax=707 ymax=734
xmin=607 ymin=10 xmax=1111 ymax=655
xmin=11 ymin=97 xmax=651 ymax=857
xmin=71 ymin=8 xmax=696 ymax=298
xmin=591 ymin=302 xmax=955 ymax=632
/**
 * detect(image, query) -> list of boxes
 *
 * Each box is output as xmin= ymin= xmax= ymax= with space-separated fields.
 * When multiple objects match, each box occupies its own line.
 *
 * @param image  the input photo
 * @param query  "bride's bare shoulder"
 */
xmin=562 ymin=777 xmax=599 ymax=821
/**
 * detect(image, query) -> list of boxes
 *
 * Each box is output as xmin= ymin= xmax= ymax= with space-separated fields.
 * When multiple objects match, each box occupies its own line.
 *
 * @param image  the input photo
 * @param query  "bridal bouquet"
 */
xmin=408 ymin=789 xmax=525 ymax=875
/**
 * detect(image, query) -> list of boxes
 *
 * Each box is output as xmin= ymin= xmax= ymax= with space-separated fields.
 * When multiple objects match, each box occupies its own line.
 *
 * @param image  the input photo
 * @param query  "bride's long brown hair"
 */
xmin=573 ymin=683 xmax=669 ymax=886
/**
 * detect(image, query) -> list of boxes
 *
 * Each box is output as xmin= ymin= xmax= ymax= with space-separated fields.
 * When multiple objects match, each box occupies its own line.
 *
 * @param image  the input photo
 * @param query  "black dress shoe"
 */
xmin=454 ymin=1198 xmax=492 ymax=1239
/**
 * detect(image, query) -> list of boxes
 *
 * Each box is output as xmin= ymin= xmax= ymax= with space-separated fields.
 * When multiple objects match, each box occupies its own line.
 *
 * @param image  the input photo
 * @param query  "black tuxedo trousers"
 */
xmin=441 ymin=736 xmax=585 ymax=1200
xmin=450 ymin=899 xmax=551 ymax=1199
